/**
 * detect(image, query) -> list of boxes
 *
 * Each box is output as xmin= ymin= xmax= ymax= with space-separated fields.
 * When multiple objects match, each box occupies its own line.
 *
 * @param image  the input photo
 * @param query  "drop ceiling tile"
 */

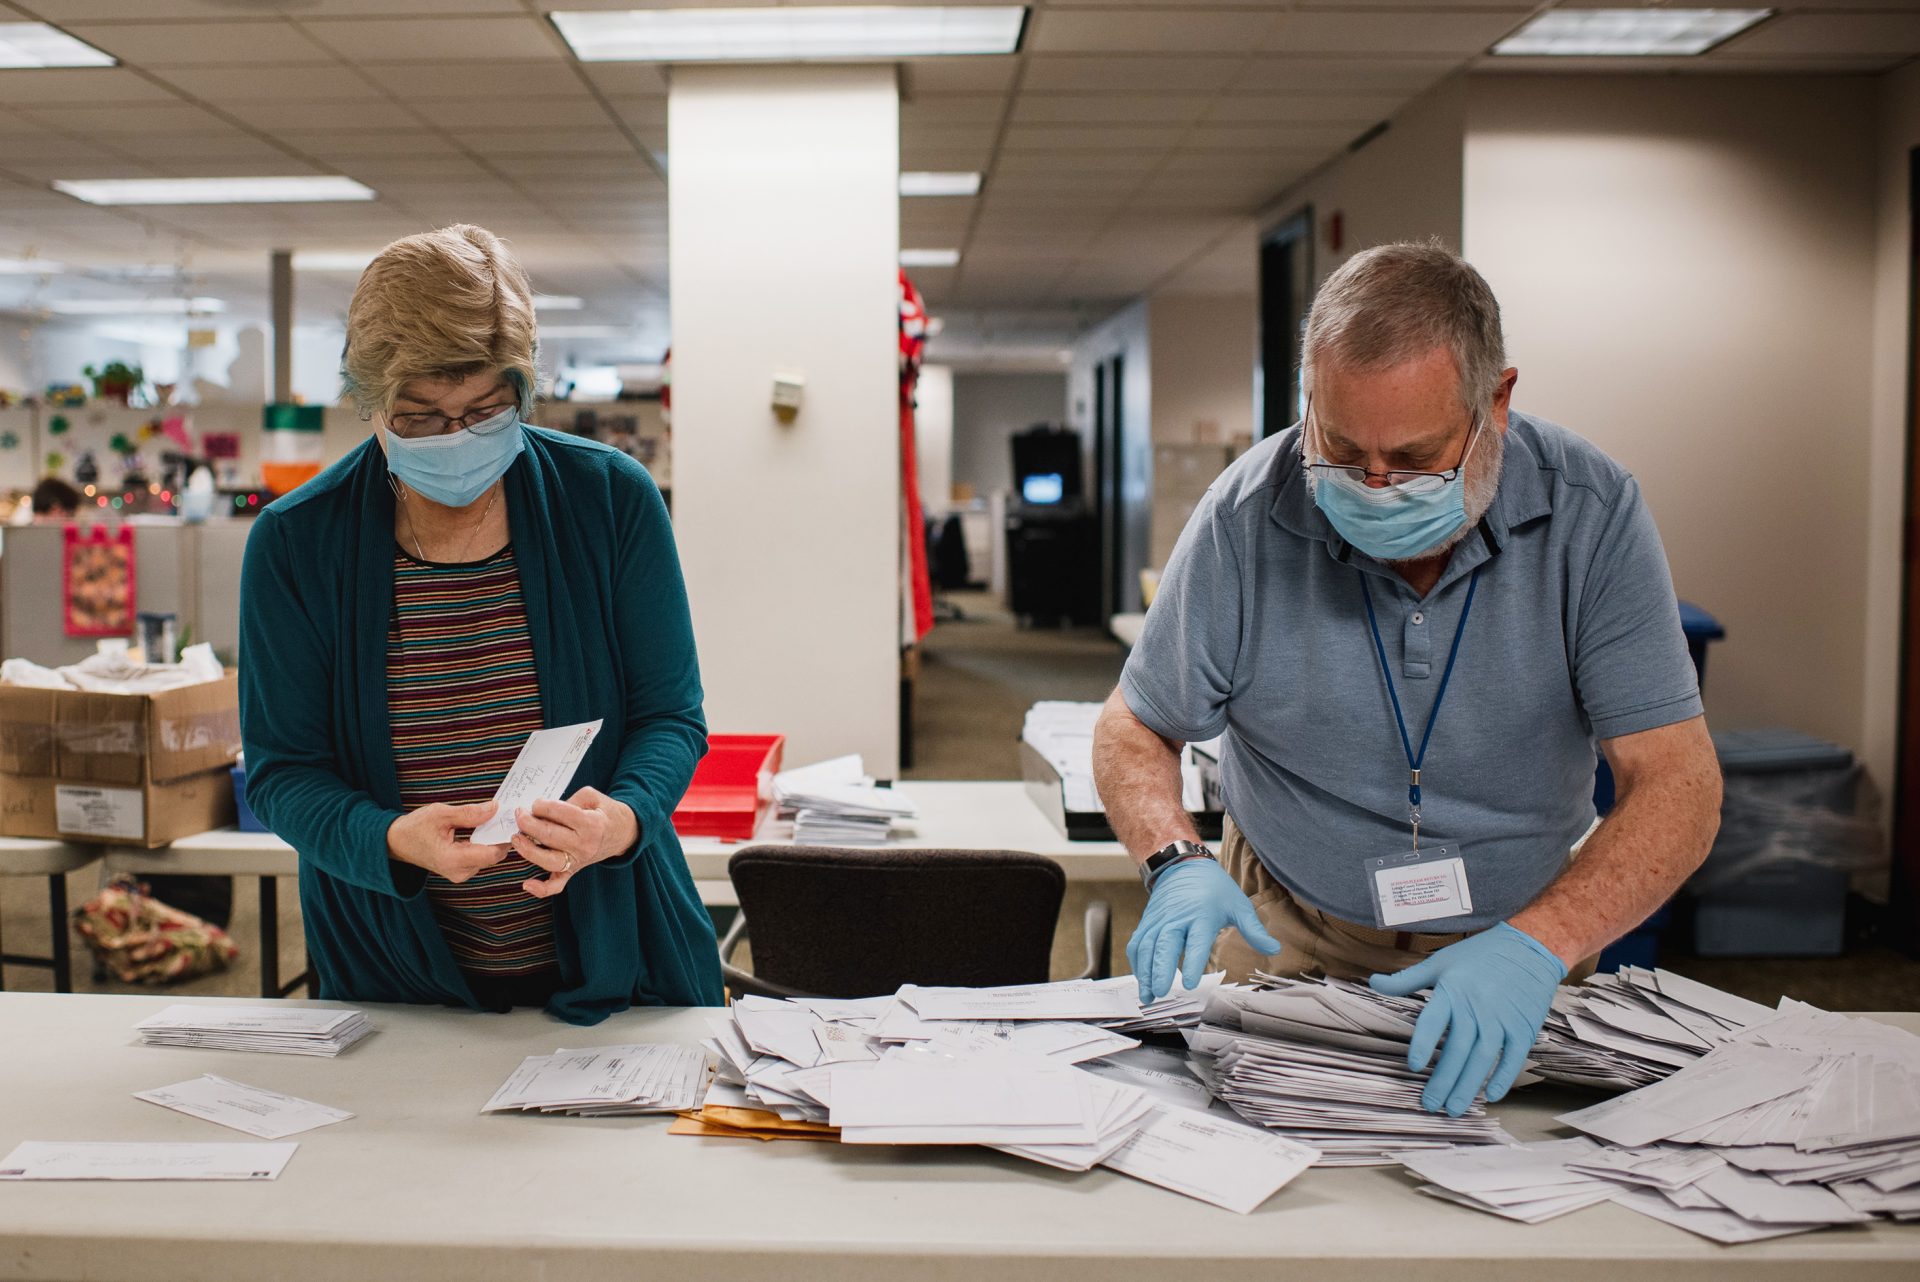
xmin=902 ymin=95 xmax=1005 ymax=125
xmin=1030 ymin=9 xmax=1283 ymax=54
xmin=901 ymin=56 xmax=1021 ymax=95
xmin=151 ymin=65 xmax=372 ymax=102
xmin=408 ymin=98 xmax=620 ymax=130
xmin=1205 ymin=94 xmax=1405 ymax=124
xmin=298 ymin=16 xmax=567 ymax=63
xmin=1002 ymin=123 xmax=1187 ymax=152
xmin=901 ymin=123 xmax=1001 ymax=151
xmin=1726 ymin=13 xmax=1920 ymax=55
xmin=0 ymin=69 xmax=182 ymax=105
xmin=4 ymin=155 xmax=160 ymax=180
xmin=24 ymin=1 xmax=527 ymax=15
xmin=64 ymin=21 xmax=339 ymax=67
xmin=900 ymin=145 xmax=995 ymax=171
xmin=227 ymin=100 xmax=433 ymax=131
xmin=993 ymin=151 xmax=1156 ymax=177
xmin=19 ymin=102 xmax=236 ymax=135
xmin=1011 ymin=95 xmax=1212 ymax=125
xmin=272 ymin=130 xmax=454 ymax=157
xmin=1231 ymin=57 xmax=1457 ymax=94
xmin=605 ymin=97 xmax=668 ymax=128
xmin=118 ymin=132 xmax=305 ymax=160
xmin=577 ymin=63 xmax=672 ymax=96
xmin=449 ymin=128 xmax=635 ymax=156
xmin=332 ymin=154 xmax=496 ymax=181
xmin=1023 ymin=56 xmax=1249 ymax=94
xmin=1268 ymin=10 xmax=1524 ymax=55
xmin=360 ymin=61 xmax=593 ymax=99
xmin=1182 ymin=122 xmax=1370 ymax=151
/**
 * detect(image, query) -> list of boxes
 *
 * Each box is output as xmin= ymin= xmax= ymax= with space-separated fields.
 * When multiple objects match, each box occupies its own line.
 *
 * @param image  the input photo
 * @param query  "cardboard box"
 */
xmin=0 ymin=673 xmax=241 ymax=846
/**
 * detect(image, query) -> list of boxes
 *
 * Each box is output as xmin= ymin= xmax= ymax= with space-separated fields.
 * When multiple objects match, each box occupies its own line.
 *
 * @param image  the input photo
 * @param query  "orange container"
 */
xmin=261 ymin=460 xmax=322 ymax=495
xmin=672 ymin=734 xmax=785 ymax=840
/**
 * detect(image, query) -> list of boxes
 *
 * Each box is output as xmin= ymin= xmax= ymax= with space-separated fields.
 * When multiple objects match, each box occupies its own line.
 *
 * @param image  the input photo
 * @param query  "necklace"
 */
xmin=389 ymin=477 xmax=500 ymax=564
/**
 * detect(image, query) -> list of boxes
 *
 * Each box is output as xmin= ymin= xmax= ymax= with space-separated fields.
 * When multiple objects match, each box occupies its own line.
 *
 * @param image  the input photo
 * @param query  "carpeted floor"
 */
xmin=4 ymin=590 xmax=1916 ymax=1010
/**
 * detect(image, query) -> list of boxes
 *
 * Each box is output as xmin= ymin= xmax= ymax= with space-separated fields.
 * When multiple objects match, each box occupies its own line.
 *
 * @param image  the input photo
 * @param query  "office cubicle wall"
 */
xmin=0 ymin=520 xmax=250 ymax=667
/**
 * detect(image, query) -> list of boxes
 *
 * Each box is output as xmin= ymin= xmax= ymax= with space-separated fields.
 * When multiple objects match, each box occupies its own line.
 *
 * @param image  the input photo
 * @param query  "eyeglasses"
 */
xmin=1303 ymin=393 xmax=1481 ymax=495
xmin=385 ymin=400 xmax=516 ymax=440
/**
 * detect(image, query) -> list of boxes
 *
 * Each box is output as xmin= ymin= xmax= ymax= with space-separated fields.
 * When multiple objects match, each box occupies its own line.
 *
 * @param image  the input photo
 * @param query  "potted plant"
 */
xmin=83 ymin=361 xmax=142 ymax=406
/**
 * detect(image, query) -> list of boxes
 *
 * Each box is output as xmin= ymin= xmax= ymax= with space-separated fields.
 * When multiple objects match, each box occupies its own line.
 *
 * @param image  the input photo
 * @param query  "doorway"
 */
xmin=1258 ymin=207 xmax=1314 ymax=440
xmin=1094 ymin=353 xmax=1127 ymax=621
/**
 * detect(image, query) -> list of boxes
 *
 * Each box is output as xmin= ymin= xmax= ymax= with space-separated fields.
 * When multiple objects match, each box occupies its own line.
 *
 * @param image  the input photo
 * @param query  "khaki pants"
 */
xmin=1208 ymin=816 xmax=1600 ymax=984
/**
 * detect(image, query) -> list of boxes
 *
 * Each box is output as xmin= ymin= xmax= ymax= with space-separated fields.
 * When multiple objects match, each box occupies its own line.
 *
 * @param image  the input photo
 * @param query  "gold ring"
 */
xmin=560 ymin=852 xmax=574 ymax=875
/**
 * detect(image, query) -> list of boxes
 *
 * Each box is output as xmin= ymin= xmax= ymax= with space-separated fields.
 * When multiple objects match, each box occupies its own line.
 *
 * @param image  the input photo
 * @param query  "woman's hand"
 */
xmin=386 ymin=802 xmax=511 ymax=883
xmin=510 ymin=787 xmax=639 ymax=899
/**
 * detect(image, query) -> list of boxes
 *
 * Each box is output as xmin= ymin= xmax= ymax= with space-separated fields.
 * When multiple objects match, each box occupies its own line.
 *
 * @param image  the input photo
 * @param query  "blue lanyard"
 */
xmin=1357 ymin=565 xmax=1481 ymax=850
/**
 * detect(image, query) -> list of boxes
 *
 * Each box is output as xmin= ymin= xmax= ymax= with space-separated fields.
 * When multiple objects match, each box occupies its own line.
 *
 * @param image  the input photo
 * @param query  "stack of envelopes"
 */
xmin=1186 ymin=979 xmax=1517 ymax=1165
xmin=1393 ymin=998 xmax=1920 ymax=1243
xmin=695 ymin=984 xmax=1319 ymax=1213
xmin=1530 ymin=965 xmax=1778 ymax=1090
xmin=482 ymin=1043 xmax=709 ymax=1116
xmin=133 ymin=1004 xmax=373 ymax=1057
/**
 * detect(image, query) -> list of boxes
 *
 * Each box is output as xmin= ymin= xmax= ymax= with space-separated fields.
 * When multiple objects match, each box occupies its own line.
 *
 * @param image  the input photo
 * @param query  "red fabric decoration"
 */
xmin=898 ymin=270 xmax=933 ymax=643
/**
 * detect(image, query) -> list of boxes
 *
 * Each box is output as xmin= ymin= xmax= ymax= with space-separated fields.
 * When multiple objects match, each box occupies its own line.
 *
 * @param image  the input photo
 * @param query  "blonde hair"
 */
xmin=341 ymin=223 xmax=538 ymax=419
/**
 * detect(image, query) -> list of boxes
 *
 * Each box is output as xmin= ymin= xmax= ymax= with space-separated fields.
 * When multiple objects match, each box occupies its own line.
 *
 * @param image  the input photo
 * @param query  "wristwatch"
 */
xmin=1139 ymin=840 xmax=1214 ymax=890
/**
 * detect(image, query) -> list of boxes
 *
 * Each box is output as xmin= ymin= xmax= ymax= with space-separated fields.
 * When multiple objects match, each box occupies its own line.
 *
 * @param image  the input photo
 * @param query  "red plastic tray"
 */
xmin=671 ymin=733 xmax=785 ymax=840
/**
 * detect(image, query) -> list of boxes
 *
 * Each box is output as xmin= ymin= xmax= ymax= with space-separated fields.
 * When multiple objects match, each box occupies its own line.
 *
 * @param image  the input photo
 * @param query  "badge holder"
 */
xmin=1365 ymin=845 xmax=1473 ymax=930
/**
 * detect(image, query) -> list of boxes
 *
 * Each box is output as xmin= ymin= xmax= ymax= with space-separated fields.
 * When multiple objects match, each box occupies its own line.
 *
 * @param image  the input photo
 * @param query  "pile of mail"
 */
xmin=482 ymin=1043 xmax=709 ymax=1116
xmin=134 ymin=1004 xmax=372 ymax=1057
xmin=695 ymin=978 xmax=1320 ymax=1213
xmin=1398 ymin=999 xmax=1920 ymax=1243
xmin=1187 ymin=978 xmax=1516 ymax=1165
xmin=772 ymin=754 xmax=917 ymax=846
xmin=1530 ymin=965 xmax=1778 ymax=1090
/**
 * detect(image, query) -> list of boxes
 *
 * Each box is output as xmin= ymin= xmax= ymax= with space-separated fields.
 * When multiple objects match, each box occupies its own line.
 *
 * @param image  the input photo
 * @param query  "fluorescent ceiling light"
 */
xmin=47 ymin=297 xmax=224 ymax=315
xmin=1493 ymin=8 xmax=1770 ymax=57
xmin=292 ymin=250 xmax=377 ymax=271
xmin=901 ymin=248 xmax=960 ymax=267
xmin=0 ymin=256 xmax=63 ymax=274
xmin=552 ymin=6 xmax=1026 ymax=62
xmin=53 ymin=176 xmax=376 ymax=206
xmin=0 ymin=22 xmax=114 ymax=69
xmin=901 ymin=171 xmax=981 ymax=198
xmin=534 ymin=294 xmax=584 ymax=310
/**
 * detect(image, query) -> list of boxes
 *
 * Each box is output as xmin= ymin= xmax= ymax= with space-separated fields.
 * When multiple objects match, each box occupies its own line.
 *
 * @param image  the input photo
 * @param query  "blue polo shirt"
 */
xmin=1119 ymin=412 xmax=1702 ymax=932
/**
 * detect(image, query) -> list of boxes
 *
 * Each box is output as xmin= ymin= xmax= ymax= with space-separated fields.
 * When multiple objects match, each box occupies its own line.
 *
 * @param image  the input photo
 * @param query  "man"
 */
xmin=1093 ymin=242 xmax=1721 ymax=1117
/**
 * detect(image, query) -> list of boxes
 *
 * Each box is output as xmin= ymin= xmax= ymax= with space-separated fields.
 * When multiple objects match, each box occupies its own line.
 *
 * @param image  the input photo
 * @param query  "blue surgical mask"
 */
xmin=1310 ymin=429 xmax=1479 ymax=562
xmin=382 ymin=407 xmax=524 ymax=508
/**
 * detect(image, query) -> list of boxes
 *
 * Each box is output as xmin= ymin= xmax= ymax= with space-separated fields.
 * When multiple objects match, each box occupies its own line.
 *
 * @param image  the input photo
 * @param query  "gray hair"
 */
xmin=1301 ymin=241 xmax=1506 ymax=413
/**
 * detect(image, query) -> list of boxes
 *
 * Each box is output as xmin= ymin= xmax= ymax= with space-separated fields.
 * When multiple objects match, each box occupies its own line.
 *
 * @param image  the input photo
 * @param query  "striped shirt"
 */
xmin=387 ymin=543 xmax=559 ymax=985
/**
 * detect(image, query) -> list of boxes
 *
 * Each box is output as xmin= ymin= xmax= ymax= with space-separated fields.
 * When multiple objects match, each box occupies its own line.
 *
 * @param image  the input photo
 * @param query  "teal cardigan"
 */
xmin=238 ymin=426 xmax=723 ymax=1024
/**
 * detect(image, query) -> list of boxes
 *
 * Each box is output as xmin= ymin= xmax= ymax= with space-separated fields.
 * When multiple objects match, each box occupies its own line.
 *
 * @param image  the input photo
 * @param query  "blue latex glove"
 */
xmin=1368 ymin=922 xmax=1566 ymax=1117
xmin=1127 ymin=858 xmax=1281 ymax=1004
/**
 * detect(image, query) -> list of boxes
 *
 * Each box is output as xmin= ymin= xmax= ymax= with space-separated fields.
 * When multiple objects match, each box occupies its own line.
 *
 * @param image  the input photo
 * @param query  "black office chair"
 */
xmin=719 ymin=846 xmax=1112 ymax=999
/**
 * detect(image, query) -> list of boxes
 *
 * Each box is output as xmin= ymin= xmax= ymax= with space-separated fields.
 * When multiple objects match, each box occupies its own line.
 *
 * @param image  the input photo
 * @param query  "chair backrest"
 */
xmin=727 ymin=846 xmax=1066 ymax=997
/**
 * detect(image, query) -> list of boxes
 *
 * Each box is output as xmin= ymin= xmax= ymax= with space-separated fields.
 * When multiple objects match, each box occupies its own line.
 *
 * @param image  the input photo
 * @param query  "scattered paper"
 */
xmin=133 ymin=1075 xmax=352 ymax=1140
xmin=0 ymin=1141 xmax=296 ymax=1181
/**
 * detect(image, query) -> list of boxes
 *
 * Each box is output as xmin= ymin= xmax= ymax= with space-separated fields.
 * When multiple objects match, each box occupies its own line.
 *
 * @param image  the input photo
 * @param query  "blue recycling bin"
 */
xmin=1594 ymin=601 xmax=1722 ymax=971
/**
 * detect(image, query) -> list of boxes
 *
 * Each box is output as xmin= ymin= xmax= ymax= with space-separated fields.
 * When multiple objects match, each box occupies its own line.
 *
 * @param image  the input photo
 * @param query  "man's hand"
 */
xmin=509 ymin=787 xmax=639 ymax=899
xmin=386 ymin=801 xmax=510 ymax=883
xmin=1127 ymin=858 xmax=1281 ymax=1004
xmin=1368 ymin=922 xmax=1565 ymax=1116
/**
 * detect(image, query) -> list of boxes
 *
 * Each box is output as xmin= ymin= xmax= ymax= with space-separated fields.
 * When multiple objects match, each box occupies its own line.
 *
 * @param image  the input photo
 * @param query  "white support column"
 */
xmin=669 ymin=65 xmax=901 ymax=776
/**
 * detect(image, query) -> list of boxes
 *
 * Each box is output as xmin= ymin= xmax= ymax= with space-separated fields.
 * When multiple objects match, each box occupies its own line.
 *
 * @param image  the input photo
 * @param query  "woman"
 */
xmin=238 ymin=224 xmax=721 ymax=1024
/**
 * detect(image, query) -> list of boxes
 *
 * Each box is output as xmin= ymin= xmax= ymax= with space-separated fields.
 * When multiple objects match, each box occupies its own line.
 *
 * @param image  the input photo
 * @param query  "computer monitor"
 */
xmin=1021 ymin=472 xmax=1065 ymax=505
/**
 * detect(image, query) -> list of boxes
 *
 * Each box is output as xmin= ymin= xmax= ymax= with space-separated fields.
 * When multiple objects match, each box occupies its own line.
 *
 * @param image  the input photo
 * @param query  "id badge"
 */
xmin=1365 ymin=845 xmax=1472 ymax=929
